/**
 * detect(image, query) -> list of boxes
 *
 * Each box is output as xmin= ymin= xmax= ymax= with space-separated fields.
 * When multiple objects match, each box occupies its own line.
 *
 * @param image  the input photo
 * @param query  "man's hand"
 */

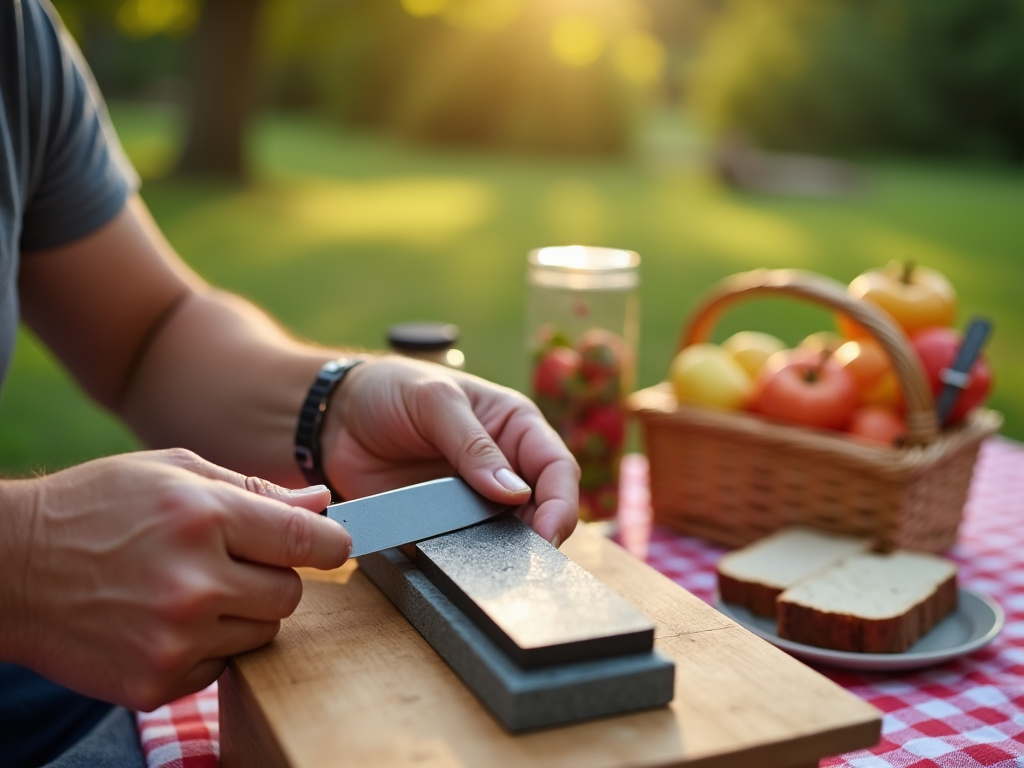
xmin=0 ymin=449 xmax=348 ymax=711
xmin=322 ymin=356 xmax=580 ymax=547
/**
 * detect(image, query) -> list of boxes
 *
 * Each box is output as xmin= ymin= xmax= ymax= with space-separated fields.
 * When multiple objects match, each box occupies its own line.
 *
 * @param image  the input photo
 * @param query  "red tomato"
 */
xmin=752 ymin=351 xmax=859 ymax=430
xmin=576 ymin=328 xmax=625 ymax=381
xmin=911 ymin=327 xmax=992 ymax=424
xmin=532 ymin=347 xmax=581 ymax=399
xmin=572 ymin=404 xmax=626 ymax=456
xmin=847 ymin=406 xmax=906 ymax=447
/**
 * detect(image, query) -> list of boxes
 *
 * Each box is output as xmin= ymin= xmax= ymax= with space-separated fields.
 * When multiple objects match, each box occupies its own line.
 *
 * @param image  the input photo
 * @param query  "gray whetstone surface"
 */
xmin=358 ymin=547 xmax=676 ymax=732
xmin=414 ymin=517 xmax=656 ymax=668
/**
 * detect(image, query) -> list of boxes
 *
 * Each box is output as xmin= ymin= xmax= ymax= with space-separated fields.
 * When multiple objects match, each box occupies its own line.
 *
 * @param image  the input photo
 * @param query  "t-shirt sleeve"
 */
xmin=18 ymin=0 xmax=140 ymax=252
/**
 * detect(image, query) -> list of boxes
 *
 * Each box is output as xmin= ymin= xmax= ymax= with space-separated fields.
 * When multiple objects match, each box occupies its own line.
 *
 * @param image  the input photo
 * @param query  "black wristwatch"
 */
xmin=294 ymin=357 xmax=364 ymax=502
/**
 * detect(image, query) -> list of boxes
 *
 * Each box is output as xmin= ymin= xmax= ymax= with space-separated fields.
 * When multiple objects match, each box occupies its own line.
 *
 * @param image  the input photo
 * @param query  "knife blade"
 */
xmin=325 ymin=477 xmax=511 ymax=558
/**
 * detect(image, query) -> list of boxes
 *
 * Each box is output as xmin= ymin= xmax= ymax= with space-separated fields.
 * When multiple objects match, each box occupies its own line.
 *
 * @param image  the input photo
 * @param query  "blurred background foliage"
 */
xmin=51 ymin=0 xmax=1024 ymax=163
xmin=262 ymin=0 xmax=668 ymax=153
xmin=690 ymin=0 xmax=1024 ymax=161
xmin=2 ymin=0 xmax=1021 ymax=473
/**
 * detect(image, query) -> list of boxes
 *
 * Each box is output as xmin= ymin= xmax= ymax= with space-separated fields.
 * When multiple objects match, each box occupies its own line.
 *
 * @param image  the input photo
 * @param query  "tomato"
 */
xmin=752 ymin=350 xmax=859 ymax=430
xmin=911 ymin=327 xmax=992 ymax=424
xmin=574 ymin=329 xmax=626 ymax=404
xmin=847 ymin=406 xmax=905 ymax=447
xmin=838 ymin=261 xmax=956 ymax=339
xmin=532 ymin=346 xmax=581 ymax=399
xmin=576 ymin=328 xmax=625 ymax=382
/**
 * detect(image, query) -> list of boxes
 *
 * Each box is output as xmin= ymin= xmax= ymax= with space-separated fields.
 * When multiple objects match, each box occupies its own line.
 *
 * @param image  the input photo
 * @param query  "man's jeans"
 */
xmin=45 ymin=707 xmax=145 ymax=768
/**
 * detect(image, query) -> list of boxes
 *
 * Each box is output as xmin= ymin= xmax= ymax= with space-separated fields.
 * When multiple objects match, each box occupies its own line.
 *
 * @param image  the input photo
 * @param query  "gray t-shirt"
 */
xmin=0 ymin=0 xmax=138 ymax=390
xmin=1 ymin=1 xmax=140 ymax=763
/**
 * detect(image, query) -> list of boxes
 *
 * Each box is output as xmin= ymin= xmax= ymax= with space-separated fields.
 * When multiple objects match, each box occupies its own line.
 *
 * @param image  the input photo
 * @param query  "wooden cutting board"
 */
xmin=220 ymin=523 xmax=881 ymax=768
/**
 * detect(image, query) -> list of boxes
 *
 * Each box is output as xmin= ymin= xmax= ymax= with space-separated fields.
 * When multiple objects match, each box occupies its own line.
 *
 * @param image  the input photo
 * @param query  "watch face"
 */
xmin=323 ymin=360 xmax=343 ymax=374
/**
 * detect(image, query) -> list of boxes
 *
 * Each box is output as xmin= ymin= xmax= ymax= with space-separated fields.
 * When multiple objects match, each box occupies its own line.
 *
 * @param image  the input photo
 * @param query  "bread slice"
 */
xmin=777 ymin=551 xmax=958 ymax=653
xmin=717 ymin=527 xmax=871 ymax=618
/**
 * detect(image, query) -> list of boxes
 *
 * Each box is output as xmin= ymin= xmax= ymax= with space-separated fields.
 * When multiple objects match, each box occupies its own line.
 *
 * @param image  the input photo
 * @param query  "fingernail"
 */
xmin=495 ymin=468 xmax=530 ymax=494
xmin=550 ymin=533 xmax=562 ymax=548
xmin=290 ymin=484 xmax=330 ymax=497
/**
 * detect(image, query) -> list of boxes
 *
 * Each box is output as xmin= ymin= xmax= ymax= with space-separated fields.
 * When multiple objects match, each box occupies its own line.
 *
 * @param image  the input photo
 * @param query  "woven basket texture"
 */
xmin=629 ymin=269 xmax=1002 ymax=553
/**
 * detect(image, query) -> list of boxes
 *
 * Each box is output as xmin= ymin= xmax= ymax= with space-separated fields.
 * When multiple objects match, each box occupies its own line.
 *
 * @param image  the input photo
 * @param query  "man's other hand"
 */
xmin=0 ymin=449 xmax=349 ymax=711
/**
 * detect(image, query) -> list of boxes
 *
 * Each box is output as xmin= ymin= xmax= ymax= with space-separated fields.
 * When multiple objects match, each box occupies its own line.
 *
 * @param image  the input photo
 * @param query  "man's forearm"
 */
xmin=120 ymin=287 xmax=348 ymax=487
xmin=0 ymin=479 xmax=37 ymax=664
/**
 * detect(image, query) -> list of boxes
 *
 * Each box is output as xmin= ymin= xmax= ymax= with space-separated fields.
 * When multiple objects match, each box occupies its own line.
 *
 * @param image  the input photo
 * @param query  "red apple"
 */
xmin=752 ymin=350 xmax=859 ymax=430
xmin=911 ymin=327 xmax=992 ymax=424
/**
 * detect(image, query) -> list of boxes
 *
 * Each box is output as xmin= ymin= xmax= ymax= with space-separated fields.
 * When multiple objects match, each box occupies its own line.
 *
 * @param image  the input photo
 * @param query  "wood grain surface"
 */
xmin=220 ymin=524 xmax=881 ymax=768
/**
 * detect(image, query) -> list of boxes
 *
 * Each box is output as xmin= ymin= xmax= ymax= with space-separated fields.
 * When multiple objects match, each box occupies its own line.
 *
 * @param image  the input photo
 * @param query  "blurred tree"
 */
xmin=264 ymin=0 xmax=668 ymax=154
xmin=688 ymin=0 xmax=1024 ymax=161
xmin=56 ymin=0 xmax=260 ymax=179
xmin=176 ymin=0 xmax=261 ymax=178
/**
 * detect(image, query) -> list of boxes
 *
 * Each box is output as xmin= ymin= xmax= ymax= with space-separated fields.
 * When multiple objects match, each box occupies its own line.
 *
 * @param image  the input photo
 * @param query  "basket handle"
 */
xmin=679 ymin=268 xmax=939 ymax=446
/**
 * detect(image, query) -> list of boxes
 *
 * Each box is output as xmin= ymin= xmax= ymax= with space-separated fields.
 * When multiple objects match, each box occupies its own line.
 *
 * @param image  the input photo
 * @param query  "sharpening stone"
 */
xmin=414 ymin=517 xmax=656 ymax=668
xmin=358 ymin=546 xmax=675 ymax=732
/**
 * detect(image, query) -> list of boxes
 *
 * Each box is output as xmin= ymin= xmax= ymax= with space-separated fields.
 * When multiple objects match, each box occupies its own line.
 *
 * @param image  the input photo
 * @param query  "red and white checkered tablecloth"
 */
xmin=137 ymin=438 xmax=1024 ymax=768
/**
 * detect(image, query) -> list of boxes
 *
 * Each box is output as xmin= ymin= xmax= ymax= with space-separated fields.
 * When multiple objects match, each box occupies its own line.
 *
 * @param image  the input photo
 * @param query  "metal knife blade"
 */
xmin=325 ymin=477 xmax=510 ymax=558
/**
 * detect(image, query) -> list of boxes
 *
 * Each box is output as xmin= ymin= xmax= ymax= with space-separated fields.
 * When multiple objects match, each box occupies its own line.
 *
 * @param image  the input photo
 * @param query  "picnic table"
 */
xmin=136 ymin=437 xmax=1024 ymax=768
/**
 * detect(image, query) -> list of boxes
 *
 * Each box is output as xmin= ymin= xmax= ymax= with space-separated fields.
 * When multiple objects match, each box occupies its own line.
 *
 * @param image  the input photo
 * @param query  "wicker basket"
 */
xmin=628 ymin=269 xmax=1002 ymax=553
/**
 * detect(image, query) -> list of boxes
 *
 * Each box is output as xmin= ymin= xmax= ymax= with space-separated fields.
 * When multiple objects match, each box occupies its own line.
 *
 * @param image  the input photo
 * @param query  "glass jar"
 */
xmin=525 ymin=246 xmax=640 ymax=522
xmin=387 ymin=322 xmax=465 ymax=369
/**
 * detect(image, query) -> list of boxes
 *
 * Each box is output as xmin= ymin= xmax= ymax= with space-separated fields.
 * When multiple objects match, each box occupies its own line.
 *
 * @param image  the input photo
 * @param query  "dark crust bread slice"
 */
xmin=777 ymin=574 xmax=958 ymax=654
xmin=717 ymin=572 xmax=783 ymax=618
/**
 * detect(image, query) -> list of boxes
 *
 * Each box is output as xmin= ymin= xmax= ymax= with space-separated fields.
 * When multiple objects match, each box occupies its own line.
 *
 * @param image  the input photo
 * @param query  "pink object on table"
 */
xmin=136 ymin=681 xmax=218 ymax=767
xmin=137 ymin=438 xmax=1024 ymax=768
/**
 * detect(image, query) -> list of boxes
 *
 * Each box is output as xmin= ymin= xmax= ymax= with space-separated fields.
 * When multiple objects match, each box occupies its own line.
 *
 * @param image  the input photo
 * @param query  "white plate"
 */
xmin=717 ymin=587 xmax=1004 ymax=672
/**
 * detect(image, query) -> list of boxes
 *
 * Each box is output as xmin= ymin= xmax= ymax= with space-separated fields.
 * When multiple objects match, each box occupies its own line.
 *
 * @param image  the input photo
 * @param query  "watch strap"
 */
xmin=294 ymin=357 xmax=364 ymax=502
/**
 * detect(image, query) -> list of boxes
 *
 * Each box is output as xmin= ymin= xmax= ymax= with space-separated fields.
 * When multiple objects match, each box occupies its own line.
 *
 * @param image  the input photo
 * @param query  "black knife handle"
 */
xmin=936 ymin=316 xmax=992 ymax=428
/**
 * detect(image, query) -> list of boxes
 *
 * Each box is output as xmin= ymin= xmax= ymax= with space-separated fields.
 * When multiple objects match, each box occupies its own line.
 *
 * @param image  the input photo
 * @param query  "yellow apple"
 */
xmin=838 ymin=261 xmax=956 ymax=338
xmin=670 ymin=344 xmax=753 ymax=410
xmin=722 ymin=331 xmax=786 ymax=379
xmin=798 ymin=330 xmax=843 ymax=355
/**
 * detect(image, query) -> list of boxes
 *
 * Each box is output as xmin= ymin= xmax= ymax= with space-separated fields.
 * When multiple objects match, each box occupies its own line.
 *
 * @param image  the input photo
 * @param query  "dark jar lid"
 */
xmin=387 ymin=322 xmax=460 ymax=353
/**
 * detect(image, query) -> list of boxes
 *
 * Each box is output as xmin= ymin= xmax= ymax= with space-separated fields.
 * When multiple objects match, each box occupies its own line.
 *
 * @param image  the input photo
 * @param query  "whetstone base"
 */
xmin=358 ymin=548 xmax=675 ymax=732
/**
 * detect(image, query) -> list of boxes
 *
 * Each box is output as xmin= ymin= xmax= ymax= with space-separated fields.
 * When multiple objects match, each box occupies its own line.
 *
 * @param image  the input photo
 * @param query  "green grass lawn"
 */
xmin=1 ymin=102 xmax=1022 ymax=474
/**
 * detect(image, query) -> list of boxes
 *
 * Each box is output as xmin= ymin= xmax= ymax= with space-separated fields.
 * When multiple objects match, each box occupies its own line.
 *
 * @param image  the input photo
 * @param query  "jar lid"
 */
xmin=527 ymin=246 xmax=639 ymax=290
xmin=387 ymin=322 xmax=460 ymax=353
xmin=528 ymin=245 xmax=639 ymax=273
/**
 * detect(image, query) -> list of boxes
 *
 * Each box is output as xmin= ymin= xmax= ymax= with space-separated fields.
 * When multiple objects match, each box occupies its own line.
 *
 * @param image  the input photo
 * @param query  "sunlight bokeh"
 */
xmin=551 ymin=15 xmax=606 ymax=67
xmin=615 ymin=32 xmax=665 ymax=85
xmin=116 ymin=0 xmax=196 ymax=38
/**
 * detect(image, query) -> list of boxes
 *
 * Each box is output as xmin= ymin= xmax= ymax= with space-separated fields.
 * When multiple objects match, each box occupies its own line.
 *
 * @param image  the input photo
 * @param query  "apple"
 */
xmin=911 ymin=327 xmax=992 ymax=424
xmin=752 ymin=350 xmax=859 ymax=430
xmin=722 ymin=331 xmax=786 ymax=379
xmin=670 ymin=344 xmax=753 ymax=410
xmin=860 ymin=369 xmax=904 ymax=410
xmin=532 ymin=346 xmax=581 ymax=399
xmin=839 ymin=261 xmax=957 ymax=338
xmin=798 ymin=331 xmax=844 ymax=356
xmin=834 ymin=338 xmax=891 ymax=391
xmin=847 ymin=406 xmax=905 ymax=447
